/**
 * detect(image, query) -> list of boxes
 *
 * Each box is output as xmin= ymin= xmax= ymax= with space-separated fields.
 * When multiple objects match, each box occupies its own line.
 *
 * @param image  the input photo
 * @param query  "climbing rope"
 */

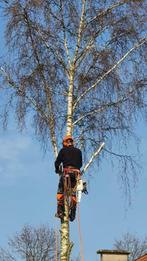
xmin=63 ymin=170 xmax=72 ymax=220
xmin=63 ymin=168 xmax=85 ymax=261
xmin=63 ymin=168 xmax=80 ymax=212
xmin=77 ymin=203 xmax=84 ymax=261
xmin=63 ymin=171 xmax=72 ymax=197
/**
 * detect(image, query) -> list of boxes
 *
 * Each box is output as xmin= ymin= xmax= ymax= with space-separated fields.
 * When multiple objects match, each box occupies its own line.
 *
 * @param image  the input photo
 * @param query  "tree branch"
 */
xmin=73 ymin=38 xmax=147 ymax=110
xmin=83 ymin=142 xmax=105 ymax=173
xmin=0 ymin=67 xmax=44 ymax=115
xmin=73 ymin=0 xmax=86 ymax=65
xmin=86 ymin=0 xmax=129 ymax=26
xmin=60 ymin=0 xmax=71 ymax=69
xmin=75 ymin=39 xmax=95 ymax=69
xmin=23 ymin=9 xmax=58 ymax=157
xmin=32 ymin=25 xmax=69 ymax=77
xmin=0 ymin=66 xmax=59 ymax=156
xmin=73 ymin=83 xmax=142 ymax=126
xmin=75 ymin=1 xmax=129 ymax=68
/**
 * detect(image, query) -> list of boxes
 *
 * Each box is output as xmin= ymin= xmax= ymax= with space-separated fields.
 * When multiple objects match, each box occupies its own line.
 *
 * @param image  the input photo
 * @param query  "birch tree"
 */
xmin=0 ymin=0 xmax=147 ymax=260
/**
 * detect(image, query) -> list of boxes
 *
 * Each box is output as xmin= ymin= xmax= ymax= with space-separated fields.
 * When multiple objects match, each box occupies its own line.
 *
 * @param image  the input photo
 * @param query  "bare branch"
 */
xmin=75 ymin=39 xmax=95 ymax=68
xmin=32 ymin=26 xmax=69 ymax=77
xmin=23 ymin=9 xmax=58 ymax=156
xmin=114 ymin=233 xmax=147 ymax=261
xmin=0 ymin=66 xmax=58 ymax=156
xmin=73 ymin=38 xmax=147 ymax=110
xmin=73 ymin=83 xmax=143 ymax=126
xmin=83 ymin=142 xmax=105 ymax=173
xmin=73 ymin=0 xmax=86 ymax=65
xmin=0 ymin=225 xmax=59 ymax=261
xmin=86 ymin=0 xmax=129 ymax=26
xmin=60 ymin=0 xmax=71 ymax=68
xmin=0 ymin=67 xmax=46 ymax=117
xmin=75 ymin=1 xmax=130 ymax=67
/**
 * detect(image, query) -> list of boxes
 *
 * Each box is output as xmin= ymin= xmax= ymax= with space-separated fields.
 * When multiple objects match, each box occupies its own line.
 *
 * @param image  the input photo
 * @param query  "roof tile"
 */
xmin=134 ymin=254 xmax=147 ymax=261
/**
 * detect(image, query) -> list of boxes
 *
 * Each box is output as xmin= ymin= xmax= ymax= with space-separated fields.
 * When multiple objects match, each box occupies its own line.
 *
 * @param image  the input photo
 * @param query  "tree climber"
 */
xmin=55 ymin=135 xmax=82 ymax=222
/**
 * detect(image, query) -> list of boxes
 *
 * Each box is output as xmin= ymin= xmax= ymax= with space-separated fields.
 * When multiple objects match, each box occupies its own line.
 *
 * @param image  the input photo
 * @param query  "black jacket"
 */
xmin=55 ymin=146 xmax=82 ymax=172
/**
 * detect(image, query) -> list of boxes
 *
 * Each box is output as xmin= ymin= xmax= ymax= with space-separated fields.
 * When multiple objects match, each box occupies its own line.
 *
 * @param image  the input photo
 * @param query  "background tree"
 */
xmin=0 ymin=225 xmax=60 ymax=261
xmin=0 ymin=0 xmax=146 ymax=260
xmin=114 ymin=233 xmax=147 ymax=261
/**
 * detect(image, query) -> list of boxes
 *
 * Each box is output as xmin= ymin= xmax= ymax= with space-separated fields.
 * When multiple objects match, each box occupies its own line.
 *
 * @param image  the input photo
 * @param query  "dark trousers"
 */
xmin=56 ymin=172 xmax=77 ymax=211
xmin=57 ymin=172 xmax=77 ymax=194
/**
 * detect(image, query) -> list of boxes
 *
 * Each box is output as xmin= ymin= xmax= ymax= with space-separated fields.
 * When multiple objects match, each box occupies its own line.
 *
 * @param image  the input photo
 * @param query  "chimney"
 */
xmin=97 ymin=249 xmax=130 ymax=261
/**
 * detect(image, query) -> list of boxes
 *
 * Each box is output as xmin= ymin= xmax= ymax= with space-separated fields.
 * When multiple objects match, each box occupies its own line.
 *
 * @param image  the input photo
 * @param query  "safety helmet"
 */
xmin=63 ymin=135 xmax=74 ymax=147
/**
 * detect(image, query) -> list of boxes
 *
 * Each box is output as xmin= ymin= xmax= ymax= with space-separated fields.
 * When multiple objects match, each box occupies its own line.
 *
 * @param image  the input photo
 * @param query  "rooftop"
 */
xmin=134 ymin=254 xmax=147 ymax=261
xmin=97 ymin=249 xmax=130 ymax=255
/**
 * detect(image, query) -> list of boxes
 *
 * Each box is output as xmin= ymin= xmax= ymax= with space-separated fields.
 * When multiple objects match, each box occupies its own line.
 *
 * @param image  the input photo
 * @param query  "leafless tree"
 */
xmin=114 ymin=233 xmax=147 ymax=261
xmin=0 ymin=225 xmax=60 ymax=261
xmin=0 ymin=0 xmax=146 ymax=259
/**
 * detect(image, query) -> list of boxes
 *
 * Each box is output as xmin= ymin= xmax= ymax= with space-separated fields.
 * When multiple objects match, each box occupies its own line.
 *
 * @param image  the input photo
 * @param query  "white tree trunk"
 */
xmin=60 ymin=68 xmax=74 ymax=261
xmin=60 ymin=2 xmax=86 ymax=258
xmin=66 ymin=67 xmax=74 ymax=136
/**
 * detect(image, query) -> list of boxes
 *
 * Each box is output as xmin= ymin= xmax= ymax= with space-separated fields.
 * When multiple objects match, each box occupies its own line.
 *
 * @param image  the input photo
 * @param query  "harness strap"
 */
xmin=63 ymin=168 xmax=81 ymax=194
xmin=64 ymin=167 xmax=80 ymax=172
xmin=63 ymin=168 xmax=81 ymax=179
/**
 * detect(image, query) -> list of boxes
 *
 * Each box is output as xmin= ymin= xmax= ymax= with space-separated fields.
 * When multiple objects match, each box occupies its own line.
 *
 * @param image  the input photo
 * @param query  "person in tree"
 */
xmin=55 ymin=135 xmax=82 ymax=222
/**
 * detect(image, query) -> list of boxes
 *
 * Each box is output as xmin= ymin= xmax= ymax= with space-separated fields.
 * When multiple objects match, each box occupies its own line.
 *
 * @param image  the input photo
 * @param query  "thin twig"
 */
xmin=60 ymin=0 xmax=71 ymax=68
xmin=86 ymin=0 xmax=129 ymax=26
xmin=73 ymin=83 xmax=141 ymax=126
xmin=73 ymin=38 xmax=147 ymax=110
xmin=73 ymin=0 xmax=86 ymax=65
xmin=0 ymin=66 xmax=59 ymax=156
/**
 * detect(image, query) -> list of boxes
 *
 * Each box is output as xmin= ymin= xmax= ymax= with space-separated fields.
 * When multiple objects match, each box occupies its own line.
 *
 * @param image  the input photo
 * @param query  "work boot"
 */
xmin=69 ymin=205 xmax=76 ymax=222
xmin=55 ymin=205 xmax=64 ymax=220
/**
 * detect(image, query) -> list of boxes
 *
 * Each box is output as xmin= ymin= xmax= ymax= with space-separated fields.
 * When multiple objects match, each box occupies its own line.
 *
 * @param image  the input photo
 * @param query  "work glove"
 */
xmin=82 ymin=181 xmax=88 ymax=194
xmin=55 ymin=168 xmax=59 ymax=174
xmin=80 ymin=170 xmax=84 ymax=176
xmin=55 ymin=168 xmax=63 ymax=175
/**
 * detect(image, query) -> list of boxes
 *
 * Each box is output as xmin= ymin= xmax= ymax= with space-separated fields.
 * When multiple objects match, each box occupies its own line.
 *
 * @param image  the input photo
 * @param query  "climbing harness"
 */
xmin=63 ymin=168 xmax=81 ymax=190
xmin=56 ymin=168 xmax=88 ymax=221
xmin=63 ymin=168 xmax=81 ymax=219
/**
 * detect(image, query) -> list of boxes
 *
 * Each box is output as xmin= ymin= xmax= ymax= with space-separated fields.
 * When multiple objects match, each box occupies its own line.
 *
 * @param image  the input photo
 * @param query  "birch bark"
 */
xmin=60 ymin=67 xmax=75 ymax=261
xmin=60 ymin=2 xmax=86 ymax=258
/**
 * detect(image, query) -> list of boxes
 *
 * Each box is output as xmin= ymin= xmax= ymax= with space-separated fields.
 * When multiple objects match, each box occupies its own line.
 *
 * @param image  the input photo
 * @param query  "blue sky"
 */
xmin=0 ymin=11 xmax=147 ymax=261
